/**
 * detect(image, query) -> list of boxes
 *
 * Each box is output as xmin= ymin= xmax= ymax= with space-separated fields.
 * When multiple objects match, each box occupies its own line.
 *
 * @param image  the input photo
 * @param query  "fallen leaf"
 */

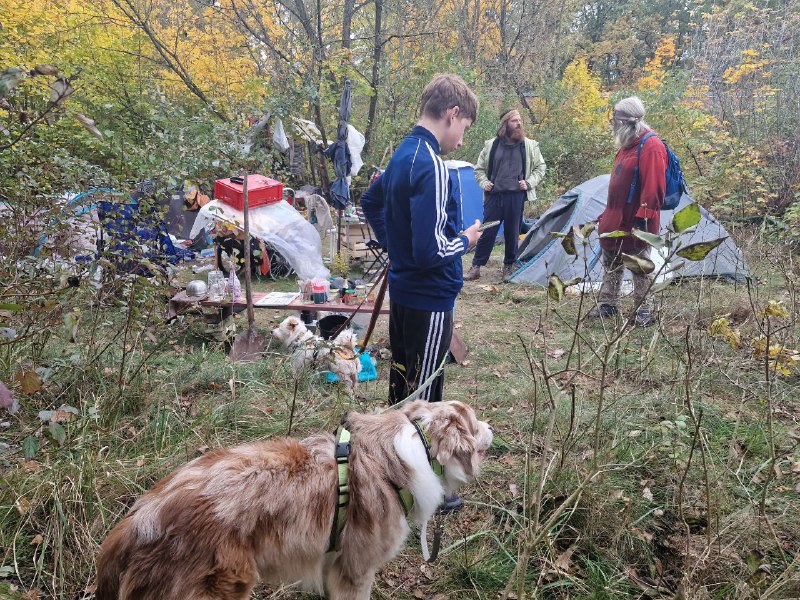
xmin=50 ymin=409 xmax=77 ymax=423
xmin=16 ymin=497 xmax=30 ymax=515
xmin=631 ymin=527 xmax=653 ymax=543
xmin=419 ymin=563 xmax=435 ymax=580
xmin=554 ymin=542 xmax=577 ymax=573
xmin=547 ymin=348 xmax=566 ymax=359
xmin=509 ymin=483 xmax=519 ymax=498
xmin=15 ymin=370 xmax=43 ymax=394
xmin=22 ymin=460 xmax=41 ymax=473
xmin=31 ymin=534 xmax=43 ymax=546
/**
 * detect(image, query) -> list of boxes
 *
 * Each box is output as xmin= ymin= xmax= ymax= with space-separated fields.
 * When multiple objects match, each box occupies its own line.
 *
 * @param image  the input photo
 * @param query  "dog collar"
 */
xmin=396 ymin=419 xmax=444 ymax=515
xmin=327 ymin=418 xmax=445 ymax=553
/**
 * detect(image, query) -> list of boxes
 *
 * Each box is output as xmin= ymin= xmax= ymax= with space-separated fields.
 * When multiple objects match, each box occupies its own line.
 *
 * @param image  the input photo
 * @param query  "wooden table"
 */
xmin=198 ymin=292 xmax=390 ymax=315
xmin=168 ymin=290 xmax=389 ymax=322
xmin=167 ymin=291 xmax=466 ymax=363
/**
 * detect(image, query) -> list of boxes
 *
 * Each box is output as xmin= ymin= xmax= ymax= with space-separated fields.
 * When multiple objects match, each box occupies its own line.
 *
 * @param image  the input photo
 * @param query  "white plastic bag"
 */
xmin=272 ymin=118 xmax=290 ymax=152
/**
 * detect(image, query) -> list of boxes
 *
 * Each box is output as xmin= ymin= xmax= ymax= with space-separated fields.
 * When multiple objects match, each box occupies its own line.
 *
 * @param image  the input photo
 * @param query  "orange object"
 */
xmin=214 ymin=175 xmax=283 ymax=211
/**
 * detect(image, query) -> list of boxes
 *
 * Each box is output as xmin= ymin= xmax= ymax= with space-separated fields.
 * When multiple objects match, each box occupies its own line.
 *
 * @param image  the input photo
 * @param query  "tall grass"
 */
xmin=1 ymin=227 xmax=799 ymax=599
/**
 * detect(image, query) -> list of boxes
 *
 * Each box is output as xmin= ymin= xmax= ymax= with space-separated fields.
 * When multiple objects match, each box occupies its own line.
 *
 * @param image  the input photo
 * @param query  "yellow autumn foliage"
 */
xmin=560 ymin=59 xmax=606 ymax=129
xmin=707 ymin=317 xmax=742 ymax=350
xmin=722 ymin=49 xmax=771 ymax=85
xmin=637 ymin=36 xmax=676 ymax=91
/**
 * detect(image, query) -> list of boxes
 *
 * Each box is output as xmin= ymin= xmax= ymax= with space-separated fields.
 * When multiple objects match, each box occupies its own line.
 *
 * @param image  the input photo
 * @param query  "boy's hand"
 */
xmin=463 ymin=219 xmax=483 ymax=247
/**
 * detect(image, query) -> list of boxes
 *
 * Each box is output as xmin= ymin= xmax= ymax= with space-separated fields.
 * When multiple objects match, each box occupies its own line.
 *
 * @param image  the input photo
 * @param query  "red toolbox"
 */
xmin=214 ymin=175 xmax=283 ymax=210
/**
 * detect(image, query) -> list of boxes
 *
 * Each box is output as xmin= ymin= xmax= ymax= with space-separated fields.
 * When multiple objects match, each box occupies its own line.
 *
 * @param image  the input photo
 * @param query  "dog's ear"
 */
xmin=425 ymin=403 xmax=479 ymax=477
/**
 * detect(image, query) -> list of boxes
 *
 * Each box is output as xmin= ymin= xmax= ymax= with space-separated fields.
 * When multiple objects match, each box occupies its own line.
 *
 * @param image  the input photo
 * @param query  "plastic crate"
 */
xmin=214 ymin=175 xmax=283 ymax=211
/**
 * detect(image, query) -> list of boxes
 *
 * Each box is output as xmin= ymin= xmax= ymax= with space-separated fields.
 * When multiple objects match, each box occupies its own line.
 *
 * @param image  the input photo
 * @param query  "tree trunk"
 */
xmin=363 ymin=0 xmax=383 ymax=156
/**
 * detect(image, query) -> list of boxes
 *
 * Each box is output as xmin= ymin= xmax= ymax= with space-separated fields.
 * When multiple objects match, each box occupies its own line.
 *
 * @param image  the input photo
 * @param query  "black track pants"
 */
xmin=388 ymin=303 xmax=453 ymax=404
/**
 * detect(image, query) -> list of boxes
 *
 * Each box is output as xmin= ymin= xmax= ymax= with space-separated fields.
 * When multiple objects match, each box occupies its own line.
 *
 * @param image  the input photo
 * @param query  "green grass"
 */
xmin=1 ymin=230 xmax=799 ymax=599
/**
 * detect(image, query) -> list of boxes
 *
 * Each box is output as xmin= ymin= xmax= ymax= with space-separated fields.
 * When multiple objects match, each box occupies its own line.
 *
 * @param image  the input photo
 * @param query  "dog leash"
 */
xmin=360 ymin=263 xmax=389 ymax=350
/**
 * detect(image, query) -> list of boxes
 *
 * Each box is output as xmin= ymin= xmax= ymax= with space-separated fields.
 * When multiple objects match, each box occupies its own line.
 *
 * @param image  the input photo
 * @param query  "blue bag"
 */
xmin=626 ymin=132 xmax=688 ymax=211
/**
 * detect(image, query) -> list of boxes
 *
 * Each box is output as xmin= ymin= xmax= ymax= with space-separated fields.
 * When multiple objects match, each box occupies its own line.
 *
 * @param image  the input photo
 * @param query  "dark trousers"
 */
xmin=472 ymin=191 xmax=526 ymax=266
xmin=389 ymin=303 xmax=453 ymax=404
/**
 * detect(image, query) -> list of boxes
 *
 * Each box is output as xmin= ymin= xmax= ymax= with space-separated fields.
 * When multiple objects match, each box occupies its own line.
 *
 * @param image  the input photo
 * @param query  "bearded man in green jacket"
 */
xmin=465 ymin=109 xmax=546 ymax=281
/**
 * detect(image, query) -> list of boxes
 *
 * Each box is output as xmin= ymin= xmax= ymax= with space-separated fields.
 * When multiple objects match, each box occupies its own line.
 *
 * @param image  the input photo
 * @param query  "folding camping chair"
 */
xmin=354 ymin=207 xmax=388 ymax=284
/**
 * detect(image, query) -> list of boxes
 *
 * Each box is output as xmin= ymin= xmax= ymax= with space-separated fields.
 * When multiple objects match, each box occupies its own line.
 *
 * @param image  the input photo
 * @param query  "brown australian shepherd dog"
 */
xmin=95 ymin=400 xmax=492 ymax=600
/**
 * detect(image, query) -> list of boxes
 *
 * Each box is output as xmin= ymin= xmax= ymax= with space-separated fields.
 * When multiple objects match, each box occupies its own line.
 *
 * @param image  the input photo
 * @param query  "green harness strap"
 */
xmin=328 ymin=419 xmax=445 ymax=552
xmin=328 ymin=425 xmax=351 ymax=552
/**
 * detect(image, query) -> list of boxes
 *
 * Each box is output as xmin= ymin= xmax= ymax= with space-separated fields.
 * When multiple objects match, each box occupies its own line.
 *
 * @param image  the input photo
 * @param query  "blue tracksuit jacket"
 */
xmin=360 ymin=126 xmax=468 ymax=312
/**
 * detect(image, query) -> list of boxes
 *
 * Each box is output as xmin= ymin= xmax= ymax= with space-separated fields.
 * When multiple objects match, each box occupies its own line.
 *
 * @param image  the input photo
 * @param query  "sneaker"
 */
xmin=502 ymin=265 xmax=513 ymax=281
xmin=464 ymin=266 xmax=481 ymax=281
xmin=587 ymin=303 xmax=618 ymax=319
xmin=634 ymin=307 xmax=655 ymax=328
xmin=437 ymin=494 xmax=464 ymax=514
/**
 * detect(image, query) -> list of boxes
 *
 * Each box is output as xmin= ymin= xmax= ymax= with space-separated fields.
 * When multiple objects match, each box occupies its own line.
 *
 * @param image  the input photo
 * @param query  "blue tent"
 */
xmin=446 ymin=161 xmax=482 ymax=229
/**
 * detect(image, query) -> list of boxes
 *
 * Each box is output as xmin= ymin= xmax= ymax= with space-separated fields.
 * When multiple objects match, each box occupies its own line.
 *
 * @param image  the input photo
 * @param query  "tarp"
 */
xmin=190 ymin=200 xmax=330 ymax=280
xmin=510 ymin=174 xmax=750 ymax=285
xmin=41 ymin=188 xmax=193 ymax=265
xmin=324 ymin=80 xmax=353 ymax=210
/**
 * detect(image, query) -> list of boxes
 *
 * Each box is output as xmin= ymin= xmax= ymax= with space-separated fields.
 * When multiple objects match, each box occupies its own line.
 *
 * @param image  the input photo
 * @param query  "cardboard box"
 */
xmin=214 ymin=175 xmax=283 ymax=211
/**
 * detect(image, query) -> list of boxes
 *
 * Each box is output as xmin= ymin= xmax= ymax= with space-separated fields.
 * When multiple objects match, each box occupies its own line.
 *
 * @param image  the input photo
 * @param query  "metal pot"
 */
xmin=186 ymin=279 xmax=208 ymax=297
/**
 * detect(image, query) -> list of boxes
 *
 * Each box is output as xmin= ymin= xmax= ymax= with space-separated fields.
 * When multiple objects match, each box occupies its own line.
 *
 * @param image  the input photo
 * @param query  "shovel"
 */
xmin=230 ymin=171 xmax=267 ymax=360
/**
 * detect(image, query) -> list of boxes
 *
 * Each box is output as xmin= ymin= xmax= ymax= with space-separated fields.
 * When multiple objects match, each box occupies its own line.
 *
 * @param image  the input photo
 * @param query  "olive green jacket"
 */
xmin=474 ymin=137 xmax=546 ymax=202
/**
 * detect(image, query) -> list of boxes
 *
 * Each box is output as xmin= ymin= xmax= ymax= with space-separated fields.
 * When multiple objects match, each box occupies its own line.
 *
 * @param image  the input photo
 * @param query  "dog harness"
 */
xmin=327 ymin=419 xmax=444 ymax=553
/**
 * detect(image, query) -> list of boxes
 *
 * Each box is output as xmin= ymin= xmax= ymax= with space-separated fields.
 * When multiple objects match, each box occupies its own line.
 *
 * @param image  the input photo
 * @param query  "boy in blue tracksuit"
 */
xmin=361 ymin=73 xmax=482 ymax=406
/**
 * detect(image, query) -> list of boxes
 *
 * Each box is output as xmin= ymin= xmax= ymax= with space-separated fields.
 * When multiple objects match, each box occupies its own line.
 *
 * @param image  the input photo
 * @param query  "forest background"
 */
xmin=2 ymin=0 xmax=800 ymax=598
xmin=2 ymin=0 xmax=800 ymax=221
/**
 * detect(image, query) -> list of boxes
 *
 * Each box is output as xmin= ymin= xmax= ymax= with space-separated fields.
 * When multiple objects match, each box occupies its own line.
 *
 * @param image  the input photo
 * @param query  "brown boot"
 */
xmin=464 ymin=265 xmax=481 ymax=281
xmin=502 ymin=264 xmax=513 ymax=281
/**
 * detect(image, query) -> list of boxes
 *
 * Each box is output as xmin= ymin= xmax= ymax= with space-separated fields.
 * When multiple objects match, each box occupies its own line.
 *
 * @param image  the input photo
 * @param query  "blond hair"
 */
xmin=419 ymin=74 xmax=479 ymax=122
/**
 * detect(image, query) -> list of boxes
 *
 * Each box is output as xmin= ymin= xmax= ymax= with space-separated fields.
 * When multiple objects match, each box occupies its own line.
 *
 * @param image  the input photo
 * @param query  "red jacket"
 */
xmin=599 ymin=131 xmax=667 ymax=252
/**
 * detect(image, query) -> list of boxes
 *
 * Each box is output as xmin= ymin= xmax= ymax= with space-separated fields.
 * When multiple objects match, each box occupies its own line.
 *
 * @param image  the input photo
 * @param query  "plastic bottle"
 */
xmin=228 ymin=261 xmax=242 ymax=302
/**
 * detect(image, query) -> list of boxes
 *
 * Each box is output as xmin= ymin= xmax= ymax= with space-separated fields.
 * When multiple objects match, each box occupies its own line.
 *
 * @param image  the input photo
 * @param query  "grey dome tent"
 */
xmin=509 ymin=174 xmax=749 ymax=285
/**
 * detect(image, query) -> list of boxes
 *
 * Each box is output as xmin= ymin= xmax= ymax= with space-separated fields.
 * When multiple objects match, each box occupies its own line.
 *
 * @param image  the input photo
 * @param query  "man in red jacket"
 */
xmin=590 ymin=96 xmax=666 ymax=328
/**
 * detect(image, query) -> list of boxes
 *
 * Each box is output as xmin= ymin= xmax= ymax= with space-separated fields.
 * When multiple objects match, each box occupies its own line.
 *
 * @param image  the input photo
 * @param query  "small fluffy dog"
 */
xmin=95 ymin=400 xmax=492 ymax=600
xmin=271 ymin=315 xmax=361 ymax=387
